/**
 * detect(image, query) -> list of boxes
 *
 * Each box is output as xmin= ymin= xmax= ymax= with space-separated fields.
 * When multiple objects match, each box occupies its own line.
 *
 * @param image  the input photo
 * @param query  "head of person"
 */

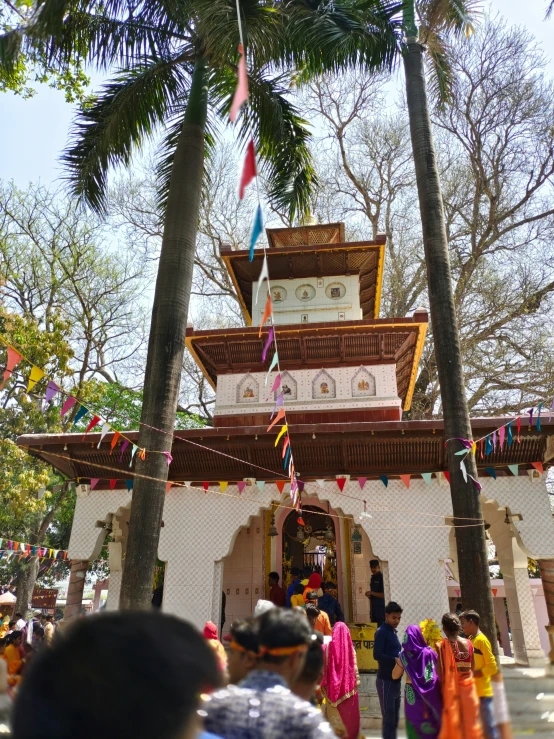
xmin=257 ymin=608 xmax=312 ymax=686
xmin=307 ymin=572 xmax=321 ymax=590
xmin=12 ymin=611 xmax=221 ymax=739
xmin=34 ymin=626 xmax=45 ymax=640
xmin=268 ymin=572 xmax=279 ymax=587
xmin=291 ymin=632 xmax=324 ymax=702
xmin=253 ymin=599 xmax=275 ymax=618
xmin=460 ymin=610 xmax=480 ymax=637
xmin=384 ymin=601 xmax=402 ymax=629
xmin=227 ymin=618 xmax=259 ymax=685
xmin=290 ymin=567 xmax=302 ymax=581
xmin=305 ymin=603 xmax=320 ymax=629
xmin=8 ymin=621 xmax=15 ymax=631
xmin=14 ymin=613 xmax=23 ymax=621
xmin=302 ymin=567 xmax=312 ymax=580
xmin=7 ymin=631 xmax=22 ymax=647
xmin=442 ymin=612 xmax=462 ymax=637
xmin=293 ymin=582 xmax=305 ymax=596
xmin=306 ymin=591 xmax=318 ymax=605
xmin=369 ymin=559 xmax=380 ymax=574
xmin=45 ymin=614 xmax=54 ymax=623
xmin=203 ymin=621 xmax=219 ymax=641
xmin=323 ymin=582 xmax=336 ymax=597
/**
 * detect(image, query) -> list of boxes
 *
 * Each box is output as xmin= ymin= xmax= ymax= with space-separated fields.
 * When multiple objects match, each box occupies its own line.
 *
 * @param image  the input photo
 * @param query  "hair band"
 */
xmin=258 ymin=644 xmax=309 ymax=657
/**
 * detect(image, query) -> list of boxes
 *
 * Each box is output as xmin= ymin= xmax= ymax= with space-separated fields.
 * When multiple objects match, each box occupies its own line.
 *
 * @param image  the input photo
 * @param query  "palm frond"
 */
xmin=425 ymin=32 xmax=454 ymax=107
xmin=417 ymin=0 xmax=481 ymax=39
xmin=62 ymin=56 xmax=188 ymax=213
xmin=0 ymin=30 xmax=23 ymax=75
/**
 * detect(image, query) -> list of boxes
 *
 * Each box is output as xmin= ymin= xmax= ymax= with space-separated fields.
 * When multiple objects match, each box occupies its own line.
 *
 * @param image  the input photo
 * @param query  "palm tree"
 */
xmin=1 ymin=0 xmax=400 ymax=609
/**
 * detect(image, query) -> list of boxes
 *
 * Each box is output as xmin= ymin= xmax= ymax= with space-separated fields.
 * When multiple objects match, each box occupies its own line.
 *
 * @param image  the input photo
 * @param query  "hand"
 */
xmin=365 ymin=591 xmax=371 ymax=598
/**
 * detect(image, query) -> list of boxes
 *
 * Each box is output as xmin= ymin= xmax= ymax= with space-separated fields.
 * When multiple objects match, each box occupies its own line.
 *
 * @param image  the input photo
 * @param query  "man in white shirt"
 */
xmin=14 ymin=613 xmax=26 ymax=631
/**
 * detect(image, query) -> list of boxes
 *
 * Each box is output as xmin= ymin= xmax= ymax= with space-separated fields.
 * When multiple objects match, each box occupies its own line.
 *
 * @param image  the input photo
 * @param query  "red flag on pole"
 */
xmin=239 ymin=140 xmax=257 ymax=199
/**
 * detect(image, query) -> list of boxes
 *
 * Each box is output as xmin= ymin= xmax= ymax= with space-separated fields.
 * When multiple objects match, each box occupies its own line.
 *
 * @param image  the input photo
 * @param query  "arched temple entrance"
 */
xmin=281 ymin=505 xmax=337 ymax=586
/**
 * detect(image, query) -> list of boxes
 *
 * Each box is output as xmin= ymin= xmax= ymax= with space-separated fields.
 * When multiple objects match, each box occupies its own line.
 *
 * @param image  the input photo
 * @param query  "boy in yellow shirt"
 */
xmin=461 ymin=610 xmax=499 ymax=739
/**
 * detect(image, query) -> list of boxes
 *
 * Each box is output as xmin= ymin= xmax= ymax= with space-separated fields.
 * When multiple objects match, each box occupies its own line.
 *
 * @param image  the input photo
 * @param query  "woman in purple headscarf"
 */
xmin=398 ymin=624 xmax=442 ymax=738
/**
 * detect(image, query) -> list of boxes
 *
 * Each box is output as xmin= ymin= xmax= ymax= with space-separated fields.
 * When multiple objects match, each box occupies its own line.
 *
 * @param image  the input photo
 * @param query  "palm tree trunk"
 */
xmin=119 ymin=57 xmax=209 ymax=610
xmin=402 ymin=34 xmax=498 ymax=653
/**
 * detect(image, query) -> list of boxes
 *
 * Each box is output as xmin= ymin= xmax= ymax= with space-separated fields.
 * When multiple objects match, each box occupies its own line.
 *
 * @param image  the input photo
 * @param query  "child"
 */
xmin=290 ymin=582 xmax=306 ymax=608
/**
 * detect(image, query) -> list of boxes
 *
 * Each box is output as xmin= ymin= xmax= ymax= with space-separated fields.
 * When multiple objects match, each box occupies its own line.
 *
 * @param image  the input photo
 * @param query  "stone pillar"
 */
xmin=493 ymin=597 xmax=512 ymax=658
xmin=64 ymin=560 xmax=88 ymax=621
xmin=538 ymin=559 xmax=554 ymax=665
xmin=105 ymin=514 xmax=127 ymax=612
xmin=105 ymin=571 xmax=123 ymax=611
xmin=499 ymin=557 xmax=544 ymax=665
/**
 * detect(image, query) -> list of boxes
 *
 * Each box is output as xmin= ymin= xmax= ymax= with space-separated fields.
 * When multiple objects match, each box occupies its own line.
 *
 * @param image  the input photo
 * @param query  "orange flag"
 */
xmin=110 ymin=432 xmax=121 ymax=453
xmin=400 ymin=474 xmax=411 ymax=488
xmin=259 ymin=294 xmax=273 ymax=336
xmin=267 ymin=407 xmax=285 ymax=431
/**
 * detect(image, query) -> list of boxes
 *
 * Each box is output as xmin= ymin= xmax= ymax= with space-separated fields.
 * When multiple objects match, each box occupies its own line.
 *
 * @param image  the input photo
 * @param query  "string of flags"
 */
xmin=0 ymin=537 xmax=68 ymax=560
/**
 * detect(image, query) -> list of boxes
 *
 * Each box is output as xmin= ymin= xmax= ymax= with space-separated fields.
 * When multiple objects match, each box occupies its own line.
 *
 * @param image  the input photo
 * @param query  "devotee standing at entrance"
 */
xmin=374 ymin=602 xmax=403 ymax=739
xmin=203 ymin=621 xmax=228 ymax=678
xmin=12 ymin=612 xmax=222 ymax=739
xmin=286 ymin=567 xmax=302 ymax=607
xmin=268 ymin=572 xmax=286 ymax=607
xmin=291 ymin=583 xmax=306 ymax=608
xmin=318 ymin=582 xmax=344 ymax=626
xmin=203 ymin=608 xmax=333 ymax=737
xmin=226 ymin=618 xmax=259 ymax=685
xmin=303 ymin=572 xmax=322 ymax=602
xmin=365 ymin=560 xmax=385 ymax=626
xmin=305 ymin=596 xmax=332 ymax=637
xmin=320 ymin=622 xmax=360 ymax=739
xmin=437 ymin=613 xmax=483 ymax=739
xmin=460 ymin=611 xmax=499 ymax=739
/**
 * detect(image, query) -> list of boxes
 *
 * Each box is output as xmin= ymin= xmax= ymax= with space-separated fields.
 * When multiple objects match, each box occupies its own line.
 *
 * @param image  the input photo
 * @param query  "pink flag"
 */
xmin=237 ymin=481 xmax=246 ymax=494
xmin=239 ymin=139 xmax=256 ymax=199
xmin=499 ymin=426 xmax=505 ymax=450
xmin=261 ymin=327 xmax=274 ymax=362
xmin=60 ymin=396 xmax=77 ymax=418
xmin=90 ymin=478 xmax=99 ymax=490
xmin=270 ymin=374 xmax=281 ymax=394
xmin=358 ymin=477 xmax=367 ymax=490
xmin=230 ymin=44 xmax=248 ymax=122
xmin=1 ymin=346 xmax=23 ymax=389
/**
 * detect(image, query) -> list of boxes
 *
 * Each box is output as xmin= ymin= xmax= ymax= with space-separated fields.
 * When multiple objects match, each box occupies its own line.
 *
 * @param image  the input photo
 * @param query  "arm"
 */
xmin=373 ymin=628 xmax=386 ymax=663
xmin=478 ymin=637 xmax=498 ymax=678
xmin=371 ymin=592 xmax=384 ymax=599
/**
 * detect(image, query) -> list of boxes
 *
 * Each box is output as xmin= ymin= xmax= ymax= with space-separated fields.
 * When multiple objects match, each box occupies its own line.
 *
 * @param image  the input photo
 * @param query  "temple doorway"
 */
xmin=282 ymin=505 xmax=337 ymax=588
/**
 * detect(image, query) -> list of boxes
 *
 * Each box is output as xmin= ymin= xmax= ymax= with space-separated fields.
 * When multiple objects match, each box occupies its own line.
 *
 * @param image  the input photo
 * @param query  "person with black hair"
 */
xmin=227 ymin=618 xmax=259 ymax=685
xmin=11 ymin=612 xmax=221 ymax=739
xmin=318 ymin=582 xmax=344 ymax=626
xmin=286 ymin=567 xmax=303 ymax=607
xmin=305 ymin=594 xmax=332 ymax=636
xmin=290 ymin=582 xmax=306 ymax=608
xmin=460 ymin=610 xmax=499 ymax=739
xmin=365 ymin=559 xmax=385 ymax=626
xmin=268 ymin=572 xmax=286 ymax=607
xmin=203 ymin=608 xmax=333 ymax=737
xmin=374 ymin=601 xmax=403 ymax=739
xmin=291 ymin=632 xmax=324 ymax=703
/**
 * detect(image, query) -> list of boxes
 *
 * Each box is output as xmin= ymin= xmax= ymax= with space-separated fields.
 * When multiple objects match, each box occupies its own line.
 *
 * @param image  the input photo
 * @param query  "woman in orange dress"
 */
xmin=437 ymin=613 xmax=483 ymax=739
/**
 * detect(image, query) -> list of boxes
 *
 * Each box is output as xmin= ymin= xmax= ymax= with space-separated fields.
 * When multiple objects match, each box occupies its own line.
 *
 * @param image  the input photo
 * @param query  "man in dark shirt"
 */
xmin=268 ymin=571 xmax=286 ymax=607
xmin=365 ymin=559 xmax=385 ymax=625
xmin=318 ymin=582 xmax=344 ymax=626
xmin=373 ymin=601 xmax=403 ymax=739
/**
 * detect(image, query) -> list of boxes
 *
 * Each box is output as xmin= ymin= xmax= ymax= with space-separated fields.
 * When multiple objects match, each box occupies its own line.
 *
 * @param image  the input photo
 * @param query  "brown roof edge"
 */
xmin=17 ymin=416 xmax=554 ymax=450
xmin=219 ymin=236 xmax=387 ymax=259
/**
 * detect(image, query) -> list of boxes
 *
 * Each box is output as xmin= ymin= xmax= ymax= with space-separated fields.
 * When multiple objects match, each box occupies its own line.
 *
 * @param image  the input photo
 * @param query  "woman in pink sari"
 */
xmin=320 ymin=622 xmax=360 ymax=738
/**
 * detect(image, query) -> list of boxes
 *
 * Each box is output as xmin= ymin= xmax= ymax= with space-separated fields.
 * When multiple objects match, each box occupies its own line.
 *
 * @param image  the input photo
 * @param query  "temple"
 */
xmin=18 ymin=222 xmax=554 ymax=690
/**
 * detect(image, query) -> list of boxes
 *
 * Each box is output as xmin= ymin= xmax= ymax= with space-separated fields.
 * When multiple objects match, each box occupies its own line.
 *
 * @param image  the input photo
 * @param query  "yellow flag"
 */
xmin=275 ymin=424 xmax=288 ymax=446
xmin=27 ymin=365 xmax=45 ymax=393
xmin=219 ymin=481 xmax=228 ymax=493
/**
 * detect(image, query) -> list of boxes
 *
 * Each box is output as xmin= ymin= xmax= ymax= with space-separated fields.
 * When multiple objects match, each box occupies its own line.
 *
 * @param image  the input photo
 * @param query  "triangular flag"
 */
xmin=261 ymin=327 xmax=274 ymax=362
xmin=27 ymin=365 xmax=45 ymax=393
xmin=443 ymin=471 xmax=451 ymax=483
xmin=269 ymin=373 xmax=281 ymax=395
xmin=531 ymin=461 xmax=544 ymax=474
xmin=379 ymin=475 xmax=388 ymax=487
xmin=265 ymin=353 xmax=279 ymax=385
xmin=110 ymin=432 xmax=121 ymax=453
xmin=43 ymin=380 xmax=60 ymax=409
xmin=281 ymin=435 xmax=290 ymax=457
xmin=98 ymin=422 xmax=111 ymax=449
xmin=499 ymin=426 xmax=505 ymax=450
xmin=267 ymin=407 xmax=285 ymax=431
xmin=239 ymin=139 xmax=256 ymax=199
xmin=119 ymin=439 xmax=130 ymax=462
xmin=358 ymin=477 xmax=367 ymax=490
xmin=85 ymin=415 xmax=101 ymax=435
xmin=255 ymin=255 xmax=269 ymax=304
xmin=316 ymin=479 xmax=325 ymax=488
xmin=1 ymin=346 xmax=23 ymax=389
xmin=400 ymin=474 xmax=411 ymax=488
xmin=460 ymin=460 xmax=467 ymax=482
xmin=485 ymin=436 xmax=493 ymax=456
xmin=421 ymin=472 xmax=433 ymax=485
xmin=109 ymin=479 xmax=117 ymax=490
xmin=492 ymin=430 xmax=497 ymax=450
xmin=219 ymin=481 xmax=228 ymax=493
xmin=73 ymin=404 xmax=88 ymax=425
xmin=508 ymin=464 xmax=519 ymax=477
xmin=517 ymin=416 xmax=521 ymax=443
xmin=237 ymin=481 xmax=246 ymax=494
xmin=165 ymin=482 xmax=172 ymax=493
xmin=126 ymin=480 xmax=133 ymax=491
xmin=283 ymin=446 xmax=291 ymax=468
xmin=537 ymin=402 xmax=542 ymax=432
xmin=249 ymin=204 xmax=263 ymax=261
xmin=336 ymin=477 xmax=347 ymax=492
xmin=276 ymin=480 xmax=286 ymax=494
xmin=271 ymin=392 xmax=284 ymax=418
xmin=202 ymin=481 xmax=209 ymax=491
xmin=229 ymin=43 xmax=249 ymax=121
xmin=90 ymin=478 xmax=99 ymax=490
xmin=275 ymin=424 xmax=288 ymax=447
xmin=60 ymin=396 xmax=76 ymax=418
xmin=485 ymin=467 xmax=497 ymax=480
xmin=184 ymin=481 xmax=192 ymax=487
xmin=507 ymin=421 xmax=513 ymax=446
xmin=297 ymin=480 xmax=305 ymax=493
xmin=129 ymin=444 xmax=138 ymax=467
xmin=256 ymin=480 xmax=265 ymax=492
xmin=528 ymin=407 xmax=534 ymax=427
xmin=259 ymin=294 xmax=273 ymax=336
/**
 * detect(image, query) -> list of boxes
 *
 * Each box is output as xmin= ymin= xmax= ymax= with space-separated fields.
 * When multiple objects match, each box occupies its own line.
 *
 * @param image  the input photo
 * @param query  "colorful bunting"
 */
xmin=492 ymin=430 xmax=497 ymax=450
xmin=283 ymin=446 xmax=291 ymax=468
xmin=531 ymin=461 xmax=544 ymax=474
xmin=537 ymin=402 xmax=542 ymax=432
xmin=119 ymin=439 xmax=130 ymax=462
xmin=336 ymin=477 xmax=347 ymax=492
xmin=443 ymin=471 xmax=451 ymax=484
xmin=485 ymin=436 xmax=493 ymax=456
xmin=499 ymin=426 xmax=505 ymax=450
xmin=126 ymin=480 xmax=133 ymax=491
xmin=261 ymin=327 xmax=274 ymax=362
xmin=219 ymin=481 xmax=228 ymax=493
xmin=400 ymin=474 xmax=411 ymax=488
xmin=358 ymin=477 xmax=367 ymax=490
xmin=202 ymin=481 xmax=209 ymax=491
xmin=1 ymin=346 xmax=23 ymax=389
xmin=43 ymin=380 xmax=60 ymax=409
xmin=90 ymin=478 xmax=99 ymax=490
xmin=282 ymin=435 xmax=290 ymax=457
xmin=85 ymin=415 xmax=101 ymax=435
xmin=237 ymin=481 xmax=246 ymax=494
xmin=276 ymin=480 xmax=286 ymax=494
xmin=269 ymin=373 xmax=281 ymax=394
xmin=73 ymin=404 xmax=88 ymax=425
xmin=275 ymin=424 xmax=288 ymax=446
xmin=508 ymin=464 xmax=519 ymax=477
xmin=259 ymin=294 xmax=273 ymax=335
xmin=507 ymin=422 xmax=513 ymax=446
xmin=60 ymin=396 xmax=76 ymax=418
xmin=255 ymin=255 xmax=269 ymax=304
xmin=165 ymin=482 xmax=172 ymax=493
xmin=421 ymin=472 xmax=433 ymax=485
xmin=267 ymin=407 xmax=285 ymax=431
xmin=109 ymin=479 xmax=117 ymax=490
xmin=98 ymin=422 xmax=111 ymax=449
xmin=485 ymin=467 xmax=496 ymax=480
xmin=265 ymin=353 xmax=279 ymax=385
xmin=256 ymin=480 xmax=265 ymax=492
xmin=239 ymin=139 xmax=256 ymax=199
xmin=129 ymin=444 xmax=138 ymax=467
xmin=27 ymin=365 xmax=45 ymax=393
xmin=229 ymin=44 xmax=248 ymax=121
xmin=249 ymin=204 xmax=263 ymax=262
xmin=162 ymin=451 xmax=173 ymax=466
xmin=460 ymin=460 xmax=467 ymax=483
xmin=379 ymin=475 xmax=388 ymax=488
xmin=110 ymin=432 xmax=121 ymax=453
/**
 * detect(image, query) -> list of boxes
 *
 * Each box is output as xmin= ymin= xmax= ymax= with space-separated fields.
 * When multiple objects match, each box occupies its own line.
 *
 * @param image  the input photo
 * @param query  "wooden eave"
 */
xmin=220 ymin=237 xmax=386 ymax=326
xmin=17 ymin=418 xmax=553 ymax=488
xmin=186 ymin=316 xmax=427 ymax=411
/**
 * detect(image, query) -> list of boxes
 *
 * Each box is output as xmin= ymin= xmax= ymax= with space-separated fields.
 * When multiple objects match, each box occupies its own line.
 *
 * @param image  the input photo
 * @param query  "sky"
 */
xmin=0 ymin=0 xmax=552 ymax=188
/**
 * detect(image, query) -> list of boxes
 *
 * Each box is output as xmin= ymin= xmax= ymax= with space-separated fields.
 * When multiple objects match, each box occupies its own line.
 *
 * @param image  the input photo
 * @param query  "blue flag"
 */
xmin=249 ymin=204 xmax=263 ymax=261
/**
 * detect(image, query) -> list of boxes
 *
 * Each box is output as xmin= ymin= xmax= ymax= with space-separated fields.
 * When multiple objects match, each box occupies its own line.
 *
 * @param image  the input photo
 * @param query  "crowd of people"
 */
xmin=0 ymin=611 xmax=57 ymax=695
